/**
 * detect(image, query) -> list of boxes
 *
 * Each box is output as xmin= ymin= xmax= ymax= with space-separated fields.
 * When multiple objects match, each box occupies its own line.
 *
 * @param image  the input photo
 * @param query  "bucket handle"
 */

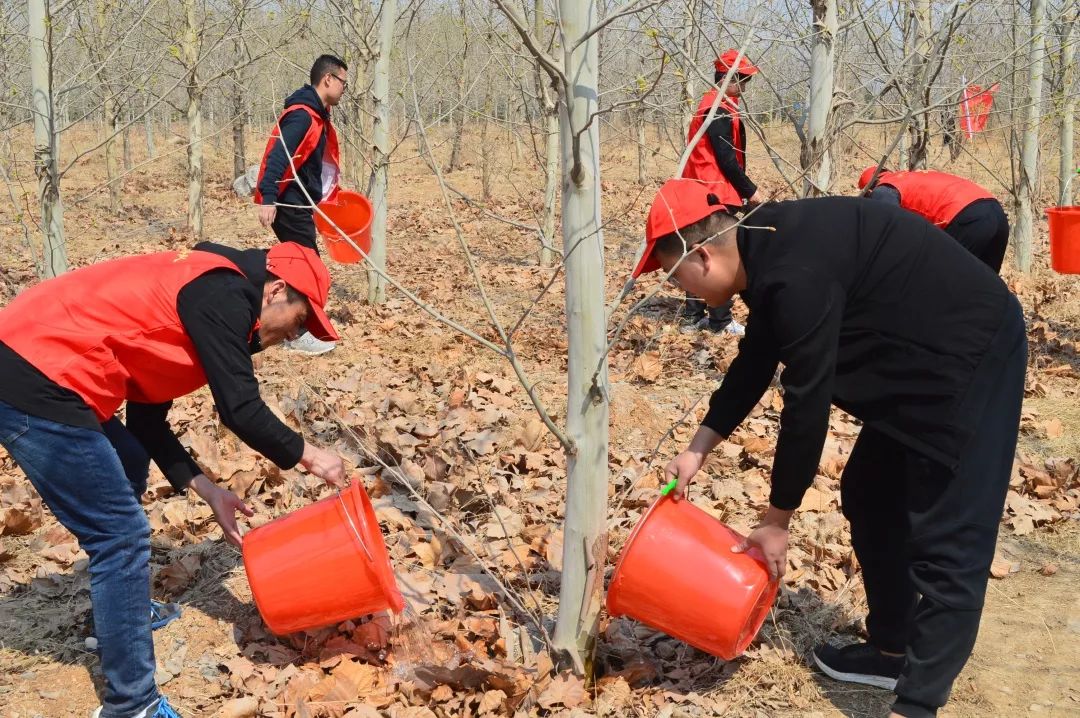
xmin=337 ymin=488 xmax=375 ymax=563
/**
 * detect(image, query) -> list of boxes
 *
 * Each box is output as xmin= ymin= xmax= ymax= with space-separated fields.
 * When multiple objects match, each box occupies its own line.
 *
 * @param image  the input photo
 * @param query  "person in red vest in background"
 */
xmin=255 ymin=54 xmax=347 ymax=355
xmin=858 ymin=167 xmax=1009 ymax=271
xmin=679 ymin=49 xmax=764 ymax=336
xmin=0 ymin=243 xmax=346 ymax=718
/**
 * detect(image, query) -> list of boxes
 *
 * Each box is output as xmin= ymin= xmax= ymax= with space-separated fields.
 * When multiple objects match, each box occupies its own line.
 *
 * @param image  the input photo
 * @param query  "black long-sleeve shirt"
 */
xmin=702 ymin=197 xmax=1016 ymax=510
xmin=0 ymin=244 xmax=304 ymax=491
xmin=705 ymin=112 xmax=757 ymax=200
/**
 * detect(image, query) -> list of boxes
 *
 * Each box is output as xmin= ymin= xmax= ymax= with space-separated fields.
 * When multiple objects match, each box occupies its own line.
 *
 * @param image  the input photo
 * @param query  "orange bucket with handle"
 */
xmin=242 ymin=482 xmax=404 ymax=635
xmin=1047 ymin=206 xmax=1080 ymax=274
xmin=606 ymin=486 xmax=779 ymax=660
xmin=314 ymin=190 xmax=373 ymax=264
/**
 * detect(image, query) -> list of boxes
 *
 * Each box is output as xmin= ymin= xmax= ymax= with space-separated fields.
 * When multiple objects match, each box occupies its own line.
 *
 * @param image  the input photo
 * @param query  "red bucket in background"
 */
xmin=1047 ymin=206 xmax=1080 ymax=274
xmin=242 ymin=482 xmax=404 ymax=635
xmin=314 ymin=190 xmax=373 ymax=264
xmin=606 ymin=496 xmax=779 ymax=660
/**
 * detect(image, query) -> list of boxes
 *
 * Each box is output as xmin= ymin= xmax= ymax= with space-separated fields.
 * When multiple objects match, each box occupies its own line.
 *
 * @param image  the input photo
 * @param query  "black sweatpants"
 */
xmin=944 ymin=199 xmax=1009 ymax=272
xmin=840 ymin=294 xmax=1026 ymax=718
xmin=271 ymin=206 xmax=319 ymax=254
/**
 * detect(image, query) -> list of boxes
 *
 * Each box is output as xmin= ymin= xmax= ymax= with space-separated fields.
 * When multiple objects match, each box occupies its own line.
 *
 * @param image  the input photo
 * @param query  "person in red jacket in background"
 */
xmin=858 ymin=167 xmax=1009 ymax=271
xmin=0 ymin=243 xmax=346 ymax=718
xmin=679 ymin=49 xmax=764 ymax=336
xmin=254 ymin=54 xmax=347 ymax=355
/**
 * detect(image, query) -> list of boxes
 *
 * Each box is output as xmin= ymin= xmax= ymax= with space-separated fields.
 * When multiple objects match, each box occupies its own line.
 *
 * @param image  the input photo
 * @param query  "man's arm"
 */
xmin=701 ymin=315 xmax=780 ymax=438
xmin=177 ymin=273 xmax=305 ymax=466
xmin=256 ymin=109 xmax=314 ymax=206
xmin=705 ymin=113 xmax=758 ymax=200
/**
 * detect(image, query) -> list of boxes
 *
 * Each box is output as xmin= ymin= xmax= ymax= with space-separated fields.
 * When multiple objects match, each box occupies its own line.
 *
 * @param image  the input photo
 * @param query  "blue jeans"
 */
xmin=0 ymin=400 xmax=158 ymax=717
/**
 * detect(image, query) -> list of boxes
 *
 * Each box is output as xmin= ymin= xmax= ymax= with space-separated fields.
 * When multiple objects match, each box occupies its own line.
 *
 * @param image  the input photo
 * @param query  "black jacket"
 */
xmin=257 ymin=85 xmax=331 ymax=207
xmin=702 ymin=198 xmax=1022 ymax=510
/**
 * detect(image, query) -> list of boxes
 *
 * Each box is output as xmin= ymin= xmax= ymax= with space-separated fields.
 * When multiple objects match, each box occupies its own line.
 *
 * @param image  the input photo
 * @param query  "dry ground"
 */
xmin=0 ymin=119 xmax=1078 ymax=717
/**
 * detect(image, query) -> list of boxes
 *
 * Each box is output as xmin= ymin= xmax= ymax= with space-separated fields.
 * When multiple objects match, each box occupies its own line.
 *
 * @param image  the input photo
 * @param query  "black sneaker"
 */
xmin=813 ymin=642 xmax=903 ymax=690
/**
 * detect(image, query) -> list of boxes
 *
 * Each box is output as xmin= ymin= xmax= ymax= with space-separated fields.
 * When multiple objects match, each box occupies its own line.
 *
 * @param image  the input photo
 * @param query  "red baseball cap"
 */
xmin=266 ymin=243 xmax=340 ymax=341
xmin=858 ymin=165 xmax=886 ymax=190
xmin=714 ymin=49 xmax=759 ymax=76
xmin=633 ymin=179 xmax=728 ymax=278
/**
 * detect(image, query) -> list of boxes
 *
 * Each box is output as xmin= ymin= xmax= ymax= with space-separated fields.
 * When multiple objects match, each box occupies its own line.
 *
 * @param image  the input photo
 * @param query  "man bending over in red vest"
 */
xmin=255 ymin=54 xmax=347 ymax=355
xmin=678 ymin=49 xmax=764 ymax=337
xmin=0 ymin=243 xmax=346 ymax=718
xmin=858 ymin=167 xmax=1009 ymax=272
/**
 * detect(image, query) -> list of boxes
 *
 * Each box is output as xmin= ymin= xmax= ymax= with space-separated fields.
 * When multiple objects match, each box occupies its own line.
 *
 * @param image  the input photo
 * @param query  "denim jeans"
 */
xmin=0 ymin=400 xmax=158 ymax=717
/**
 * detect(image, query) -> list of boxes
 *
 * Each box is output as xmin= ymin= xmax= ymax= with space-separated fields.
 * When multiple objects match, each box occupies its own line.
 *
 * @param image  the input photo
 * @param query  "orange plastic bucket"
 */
xmin=606 ymin=496 xmax=778 ymax=660
xmin=314 ymin=190 xmax=373 ymax=264
xmin=242 ymin=482 xmax=404 ymax=635
xmin=1047 ymin=206 xmax=1080 ymax=274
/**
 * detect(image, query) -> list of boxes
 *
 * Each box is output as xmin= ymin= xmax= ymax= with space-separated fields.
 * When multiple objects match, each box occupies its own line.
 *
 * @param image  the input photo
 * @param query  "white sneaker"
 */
xmin=723 ymin=319 xmax=746 ymax=337
xmin=284 ymin=332 xmax=336 ymax=355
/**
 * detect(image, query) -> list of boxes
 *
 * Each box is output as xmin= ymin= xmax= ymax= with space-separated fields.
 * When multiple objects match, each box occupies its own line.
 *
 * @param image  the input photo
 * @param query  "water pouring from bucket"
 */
xmin=242 ymin=481 xmax=404 ymax=635
xmin=606 ymin=480 xmax=779 ymax=660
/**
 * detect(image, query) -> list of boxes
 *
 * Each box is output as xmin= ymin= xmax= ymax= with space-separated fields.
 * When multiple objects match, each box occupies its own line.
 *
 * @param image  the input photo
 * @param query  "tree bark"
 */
xmin=447 ymin=0 xmax=469 ymax=172
xmin=551 ymin=0 xmax=609 ymax=678
xmin=1014 ymin=0 xmax=1046 ymax=273
xmin=184 ymin=0 xmax=204 ymax=239
xmin=367 ymin=0 xmax=397 ymax=305
xmin=536 ymin=0 xmax=558 ymax=267
xmin=1057 ymin=15 xmax=1076 ymax=206
xmin=29 ymin=0 xmax=67 ymax=278
xmin=905 ymin=0 xmax=932 ymax=170
xmin=803 ymin=0 xmax=836 ymax=196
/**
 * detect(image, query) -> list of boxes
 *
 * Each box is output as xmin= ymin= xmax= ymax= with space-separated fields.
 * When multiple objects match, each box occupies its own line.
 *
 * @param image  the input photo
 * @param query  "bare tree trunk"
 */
xmin=1058 ymin=15 xmax=1077 ymax=206
xmin=447 ymin=0 xmax=469 ymax=172
xmin=636 ymin=107 xmax=648 ymax=185
xmin=29 ymin=0 xmax=67 ymax=278
xmin=183 ymin=0 xmax=204 ymax=238
xmin=144 ymin=106 xmax=155 ymax=158
xmin=480 ymin=77 xmax=493 ymax=201
xmin=367 ymin=0 xmax=397 ymax=305
xmin=1014 ymin=0 xmax=1046 ymax=273
xmin=906 ymin=0 xmax=932 ymax=170
xmin=231 ymin=30 xmax=247 ymax=179
xmin=551 ymin=0 xmax=609 ymax=678
xmin=803 ymin=0 xmax=836 ymax=196
xmin=123 ymin=108 xmax=133 ymax=170
xmin=104 ymin=96 xmax=122 ymax=212
xmin=679 ymin=0 xmax=700 ymax=138
xmin=535 ymin=0 xmax=559 ymax=267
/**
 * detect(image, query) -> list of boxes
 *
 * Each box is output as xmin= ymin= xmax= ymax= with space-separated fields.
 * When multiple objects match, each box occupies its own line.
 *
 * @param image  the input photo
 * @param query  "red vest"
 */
xmin=0 ymin=251 xmax=249 ymax=422
xmin=253 ymin=104 xmax=340 ymax=205
xmin=681 ymin=90 xmax=743 ymax=207
xmin=876 ymin=170 xmax=994 ymax=227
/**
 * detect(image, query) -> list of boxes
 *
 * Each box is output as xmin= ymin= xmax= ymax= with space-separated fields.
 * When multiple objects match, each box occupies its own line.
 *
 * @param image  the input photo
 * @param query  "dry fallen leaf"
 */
xmin=537 ymin=673 xmax=586 ymax=710
xmin=217 ymin=697 xmax=259 ymax=718
xmin=1039 ymin=562 xmax=1058 ymax=576
xmin=1044 ymin=418 xmax=1064 ymax=439
xmin=629 ymin=351 xmax=662 ymax=383
xmin=155 ymin=554 xmax=202 ymax=597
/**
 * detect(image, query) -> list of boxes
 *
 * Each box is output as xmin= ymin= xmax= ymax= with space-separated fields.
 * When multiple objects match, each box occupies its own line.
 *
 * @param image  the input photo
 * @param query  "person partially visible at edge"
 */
xmin=635 ymin=179 xmax=1026 ymax=718
xmin=0 ymin=242 xmax=347 ymax=718
xmin=678 ymin=48 xmax=764 ymax=337
xmin=858 ymin=166 xmax=1009 ymax=272
xmin=254 ymin=53 xmax=348 ymax=355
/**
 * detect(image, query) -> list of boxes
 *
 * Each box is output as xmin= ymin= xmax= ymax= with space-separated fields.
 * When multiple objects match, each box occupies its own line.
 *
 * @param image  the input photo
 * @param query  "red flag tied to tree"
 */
xmin=959 ymin=83 xmax=999 ymax=139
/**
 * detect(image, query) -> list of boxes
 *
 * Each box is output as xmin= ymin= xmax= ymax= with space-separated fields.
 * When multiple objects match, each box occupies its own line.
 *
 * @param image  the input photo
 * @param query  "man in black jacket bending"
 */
xmin=634 ymin=179 xmax=1026 ymax=718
